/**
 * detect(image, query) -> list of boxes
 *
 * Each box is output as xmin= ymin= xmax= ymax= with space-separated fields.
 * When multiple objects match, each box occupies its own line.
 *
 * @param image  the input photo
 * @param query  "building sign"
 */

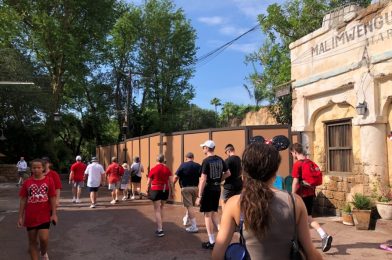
xmin=312 ymin=10 xmax=392 ymax=57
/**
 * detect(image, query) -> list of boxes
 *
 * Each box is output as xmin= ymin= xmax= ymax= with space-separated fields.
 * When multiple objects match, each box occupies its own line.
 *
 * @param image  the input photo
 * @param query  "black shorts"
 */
xmin=27 ymin=221 xmax=51 ymax=231
xmin=200 ymin=188 xmax=221 ymax=212
xmin=131 ymin=175 xmax=141 ymax=183
xmin=221 ymin=188 xmax=241 ymax=202
xmin=149 ymin=190 xmax=169 ymax=201
xmin=302 ymin=196 xmax=314 ymax=216
xmin=88 ymin=187 xmax=99 ymax=192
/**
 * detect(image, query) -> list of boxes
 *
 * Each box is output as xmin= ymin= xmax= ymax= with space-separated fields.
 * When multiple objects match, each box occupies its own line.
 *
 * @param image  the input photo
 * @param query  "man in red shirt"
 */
xmin=291 ymin=143 xmax=333 ymax=252
xmin=42 ymin=157 xmax=62 ymax=207
xmin=106 ymin=157 xmax=124 ymax=204
xmin=69 ymin=155 xmax=87 ymax=203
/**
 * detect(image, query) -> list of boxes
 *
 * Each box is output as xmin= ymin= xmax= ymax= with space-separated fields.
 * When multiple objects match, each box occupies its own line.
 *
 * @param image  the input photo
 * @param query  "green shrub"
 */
xmin=352 ymin=193 xmax=372 ymax=210
xmin=342 ymin=203 xmax=352 ymax=213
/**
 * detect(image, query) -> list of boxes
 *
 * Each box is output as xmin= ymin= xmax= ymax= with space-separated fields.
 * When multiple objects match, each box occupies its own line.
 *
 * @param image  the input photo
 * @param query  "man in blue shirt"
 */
xmin=174 ymin=152 xmax=201 ymax=233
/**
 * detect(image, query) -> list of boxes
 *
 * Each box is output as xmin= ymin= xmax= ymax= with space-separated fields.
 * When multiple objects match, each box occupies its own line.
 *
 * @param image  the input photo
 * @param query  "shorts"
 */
xmin=131 ymin=175 xmax=141 ymax=183
xmin=108 ymin=182 xmax=121 ymax=190
xmin=120 ymin=183 xmax=129 ymax=190
xmin=27 ymin=221 xmax=51 ymax=231
xmin=200 ymin=188 xmax=221 ymax=212
xmin=221 ymin=188 xmax=241 ymax=202
xmin=149 ymin=190 xmax=169 ymax=201
xmin=73 ymin=181 xmax=84 ymax=188
xmin=181 ymin=186 xmax=198 ymax=207
xmin=18 ymin=171 xmax=27 ymax=178
xmin=302 ymin=196 xmax=315 ymax=215
xmin=88 ymin=186 xmax=99 ymax=192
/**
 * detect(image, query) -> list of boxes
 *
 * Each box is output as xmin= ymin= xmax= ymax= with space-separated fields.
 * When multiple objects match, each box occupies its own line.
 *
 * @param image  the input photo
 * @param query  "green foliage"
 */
xmin=352 ymin=193 xmax=372 ymax=210
xmin=342 ymin=203 xmax=352 ymax=213
xmin=219 ymin=102 xmax=259 ymax=127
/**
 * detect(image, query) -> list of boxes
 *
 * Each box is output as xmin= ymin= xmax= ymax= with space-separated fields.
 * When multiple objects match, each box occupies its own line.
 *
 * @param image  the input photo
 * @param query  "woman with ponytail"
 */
xmin=212 ymin=143 xmax=322 ymax=260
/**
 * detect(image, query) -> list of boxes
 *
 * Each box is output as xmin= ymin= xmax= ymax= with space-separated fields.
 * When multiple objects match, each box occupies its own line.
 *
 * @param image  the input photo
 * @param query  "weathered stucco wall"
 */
xmin=291 ymin=2 xmax=392 ymax=215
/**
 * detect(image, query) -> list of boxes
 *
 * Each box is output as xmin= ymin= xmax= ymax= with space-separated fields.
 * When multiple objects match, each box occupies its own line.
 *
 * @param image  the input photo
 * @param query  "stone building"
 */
xmin=290 ymin=1 xmax=392 ymax=214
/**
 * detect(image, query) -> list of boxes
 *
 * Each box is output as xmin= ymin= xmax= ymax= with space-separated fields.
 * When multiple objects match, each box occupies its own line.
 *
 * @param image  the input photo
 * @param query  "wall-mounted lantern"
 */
xmin=53 ymin=112 xmax=61 ymax=122
xmin=0 ymin=128 xmax=6 ymax=141
xmin=355 ymin=102 xmax=367 ymax=115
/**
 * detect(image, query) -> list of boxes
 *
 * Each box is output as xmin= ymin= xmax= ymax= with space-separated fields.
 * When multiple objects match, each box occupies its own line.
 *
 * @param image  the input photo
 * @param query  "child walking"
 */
xmin=17 ymin=159 xmax=58 ymax=260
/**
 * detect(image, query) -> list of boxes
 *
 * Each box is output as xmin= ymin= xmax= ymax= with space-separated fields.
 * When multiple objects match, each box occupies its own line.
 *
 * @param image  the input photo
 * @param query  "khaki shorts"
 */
xmin=181 ymin=186 xmax=198 ymax=208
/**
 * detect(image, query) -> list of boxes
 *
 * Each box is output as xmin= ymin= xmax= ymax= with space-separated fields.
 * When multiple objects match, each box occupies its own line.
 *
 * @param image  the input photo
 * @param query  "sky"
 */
xmin=132 ymin=0 xmax=282 ymax=109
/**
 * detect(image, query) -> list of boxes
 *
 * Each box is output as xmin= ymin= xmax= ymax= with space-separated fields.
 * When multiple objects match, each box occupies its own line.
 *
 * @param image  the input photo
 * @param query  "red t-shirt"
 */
xmin=106 ymin=163 xmax=124 ymax=184
xmin=71 ymin=161 xmax=87 ymax=182
xmin=148 ymin=163 xmax=172 ymax=191
xmin=292 ymin=160 xmax=315 ymax=198
xmin=19 ymin=176 xmax=56 ymax=227
xmin=46 ymin=170 xmax=62 ymax=190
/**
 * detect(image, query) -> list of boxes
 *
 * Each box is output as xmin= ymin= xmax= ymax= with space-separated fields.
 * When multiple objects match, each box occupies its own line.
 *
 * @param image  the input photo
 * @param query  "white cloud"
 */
xmin=198 ymin=16 xmax=225 ymax=26
xmin=231 ymin=0 xmax=279 ymax=19
xmin=229 ymin=42 xmax=260 ymax=54
xmin=219 ymin=26 xmax=247 ymax=36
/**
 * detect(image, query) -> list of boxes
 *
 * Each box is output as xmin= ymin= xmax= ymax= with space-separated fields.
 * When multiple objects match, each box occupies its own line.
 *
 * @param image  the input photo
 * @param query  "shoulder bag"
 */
xmin=288 ymin=192 xmax=306 ymax=260
xmin=224 ymin=213 xmax=250 ymax=260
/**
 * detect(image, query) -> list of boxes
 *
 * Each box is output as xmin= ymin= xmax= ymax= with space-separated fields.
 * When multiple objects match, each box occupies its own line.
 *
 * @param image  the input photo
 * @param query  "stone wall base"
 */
xmin=0 ymin=164 xmax=18 ymax=182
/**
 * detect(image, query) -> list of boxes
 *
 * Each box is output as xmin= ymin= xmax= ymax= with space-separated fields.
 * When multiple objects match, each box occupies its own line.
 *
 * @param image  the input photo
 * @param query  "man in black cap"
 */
xmin=174 ymin=152 xmax=201 ymax=233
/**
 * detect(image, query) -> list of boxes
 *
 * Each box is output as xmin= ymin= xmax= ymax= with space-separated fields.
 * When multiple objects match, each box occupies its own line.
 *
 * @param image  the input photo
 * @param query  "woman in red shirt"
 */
xmin=147 ymin=154 xmax=173 ymax=237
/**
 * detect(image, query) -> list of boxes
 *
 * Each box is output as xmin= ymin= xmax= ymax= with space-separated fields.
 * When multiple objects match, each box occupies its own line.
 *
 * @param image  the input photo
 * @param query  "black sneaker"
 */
xmin=321 ymin=235 xmax=333 ymax=252
xmin=201 ymin=241 xmax=215 ymax=249
xmin=155 ymin=230 xmax=165 ymax=237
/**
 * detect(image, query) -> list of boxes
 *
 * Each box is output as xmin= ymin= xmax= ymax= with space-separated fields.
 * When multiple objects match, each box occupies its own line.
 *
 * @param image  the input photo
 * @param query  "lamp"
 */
xmin=0 ymin=129 xmax=6 ymax=141
xmin=356 ymin=102 xmax=367 ymax=115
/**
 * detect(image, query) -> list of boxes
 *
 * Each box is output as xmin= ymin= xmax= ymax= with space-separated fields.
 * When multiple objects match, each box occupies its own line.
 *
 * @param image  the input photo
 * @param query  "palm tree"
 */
xmin=210 ymin=97 xmax=222 ymax=114
xmin=210 ymin=98 xmax=221 ymax=127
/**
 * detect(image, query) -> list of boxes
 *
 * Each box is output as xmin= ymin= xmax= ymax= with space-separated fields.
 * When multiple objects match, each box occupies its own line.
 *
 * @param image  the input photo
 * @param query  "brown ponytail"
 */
xmin=241 ymin=143 xmax=281 ymax=240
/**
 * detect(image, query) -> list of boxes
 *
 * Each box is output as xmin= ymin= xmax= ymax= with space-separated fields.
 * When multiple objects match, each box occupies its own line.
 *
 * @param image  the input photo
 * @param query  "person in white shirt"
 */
xmin=84 ymin=157 xmax=105 ymax=208
xmin=16 ymin=156 xmax=28 ymax=186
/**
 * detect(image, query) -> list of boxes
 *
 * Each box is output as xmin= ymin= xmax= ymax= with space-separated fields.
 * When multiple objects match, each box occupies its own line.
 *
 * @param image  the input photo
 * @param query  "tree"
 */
xmin=210 ymin=97 xmax=222 ymax=114
xmin=247 ymin=0 xmax=371 ymax=124
xmin=137 ymin=0 xmax=197 ymax=133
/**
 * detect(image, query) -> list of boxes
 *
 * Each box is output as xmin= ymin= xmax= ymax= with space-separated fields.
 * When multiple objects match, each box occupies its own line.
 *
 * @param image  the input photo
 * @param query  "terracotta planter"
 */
xmin=342 ymin=212 xmax=354 ymax=226
xmin=376 ymin=202 xmax=392 ymax=220
xmin=352 ymin=209 xmax=371 ymax=230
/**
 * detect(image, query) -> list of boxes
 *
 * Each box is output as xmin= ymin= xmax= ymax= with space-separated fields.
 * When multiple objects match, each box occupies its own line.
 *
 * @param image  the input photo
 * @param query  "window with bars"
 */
xmin=326 ymin=120 xmax=352 ymax=173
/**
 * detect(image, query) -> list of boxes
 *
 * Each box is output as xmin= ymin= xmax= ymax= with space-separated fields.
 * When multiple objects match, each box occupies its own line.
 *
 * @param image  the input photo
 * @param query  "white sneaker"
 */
xmin=41 ymin=252 xmax=49 ymax=260
xmin=75 ymin=198 xmax=81 ymax=203
xmin=186 ymin=226 xmax=199 ymax=233
xmin=90 ymin=204 xmax=96 ymax=208
xmin=72 ymin=198 xmax=76 ymax=203
xmin=122 ymin=196 xmax=127 ymax=201
xmin=130 ymin=196 xmax=135 ymax=200
xmin=183 ymin=215 xmax=190 ymax=226
xmin=110 ymin=199 xmax=116 ymax=204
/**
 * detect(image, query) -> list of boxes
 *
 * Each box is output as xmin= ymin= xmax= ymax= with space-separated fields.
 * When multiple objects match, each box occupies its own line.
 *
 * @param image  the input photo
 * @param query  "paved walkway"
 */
xmin=0 ymin=181 xmax=391 ymax=259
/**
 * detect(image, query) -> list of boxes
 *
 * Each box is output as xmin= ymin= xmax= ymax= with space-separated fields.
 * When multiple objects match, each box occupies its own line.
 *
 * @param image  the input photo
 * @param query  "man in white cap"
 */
xmin=69 ymin=155 xmax=87 ymax=203
xmin=84 ymin=157 xmax=105 ymax=208
xmin=196 ymin=140 xmax=230 ymax=250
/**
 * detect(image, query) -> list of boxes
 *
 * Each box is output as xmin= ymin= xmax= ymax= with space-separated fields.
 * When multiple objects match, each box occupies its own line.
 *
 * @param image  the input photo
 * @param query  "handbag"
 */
xmin=288 ymin=192 xmax=306 ymax=260
xmin=224 ymin=213 xmax=250 ymax=260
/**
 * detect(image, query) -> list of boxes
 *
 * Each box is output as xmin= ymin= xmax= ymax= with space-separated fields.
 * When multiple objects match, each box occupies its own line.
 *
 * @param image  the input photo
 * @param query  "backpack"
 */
xmin=300 ymin=159 xmax=323 ymax=187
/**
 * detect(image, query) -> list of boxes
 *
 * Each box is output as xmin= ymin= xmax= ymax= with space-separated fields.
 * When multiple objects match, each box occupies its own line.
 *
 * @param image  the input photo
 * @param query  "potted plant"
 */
xmin=376 ymin=185 xmax=392 ymax=220
xmin=351 ymin=193 xmax=372 ymax=230
xmin=341 ymin=203 xmax=354 ymax=226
